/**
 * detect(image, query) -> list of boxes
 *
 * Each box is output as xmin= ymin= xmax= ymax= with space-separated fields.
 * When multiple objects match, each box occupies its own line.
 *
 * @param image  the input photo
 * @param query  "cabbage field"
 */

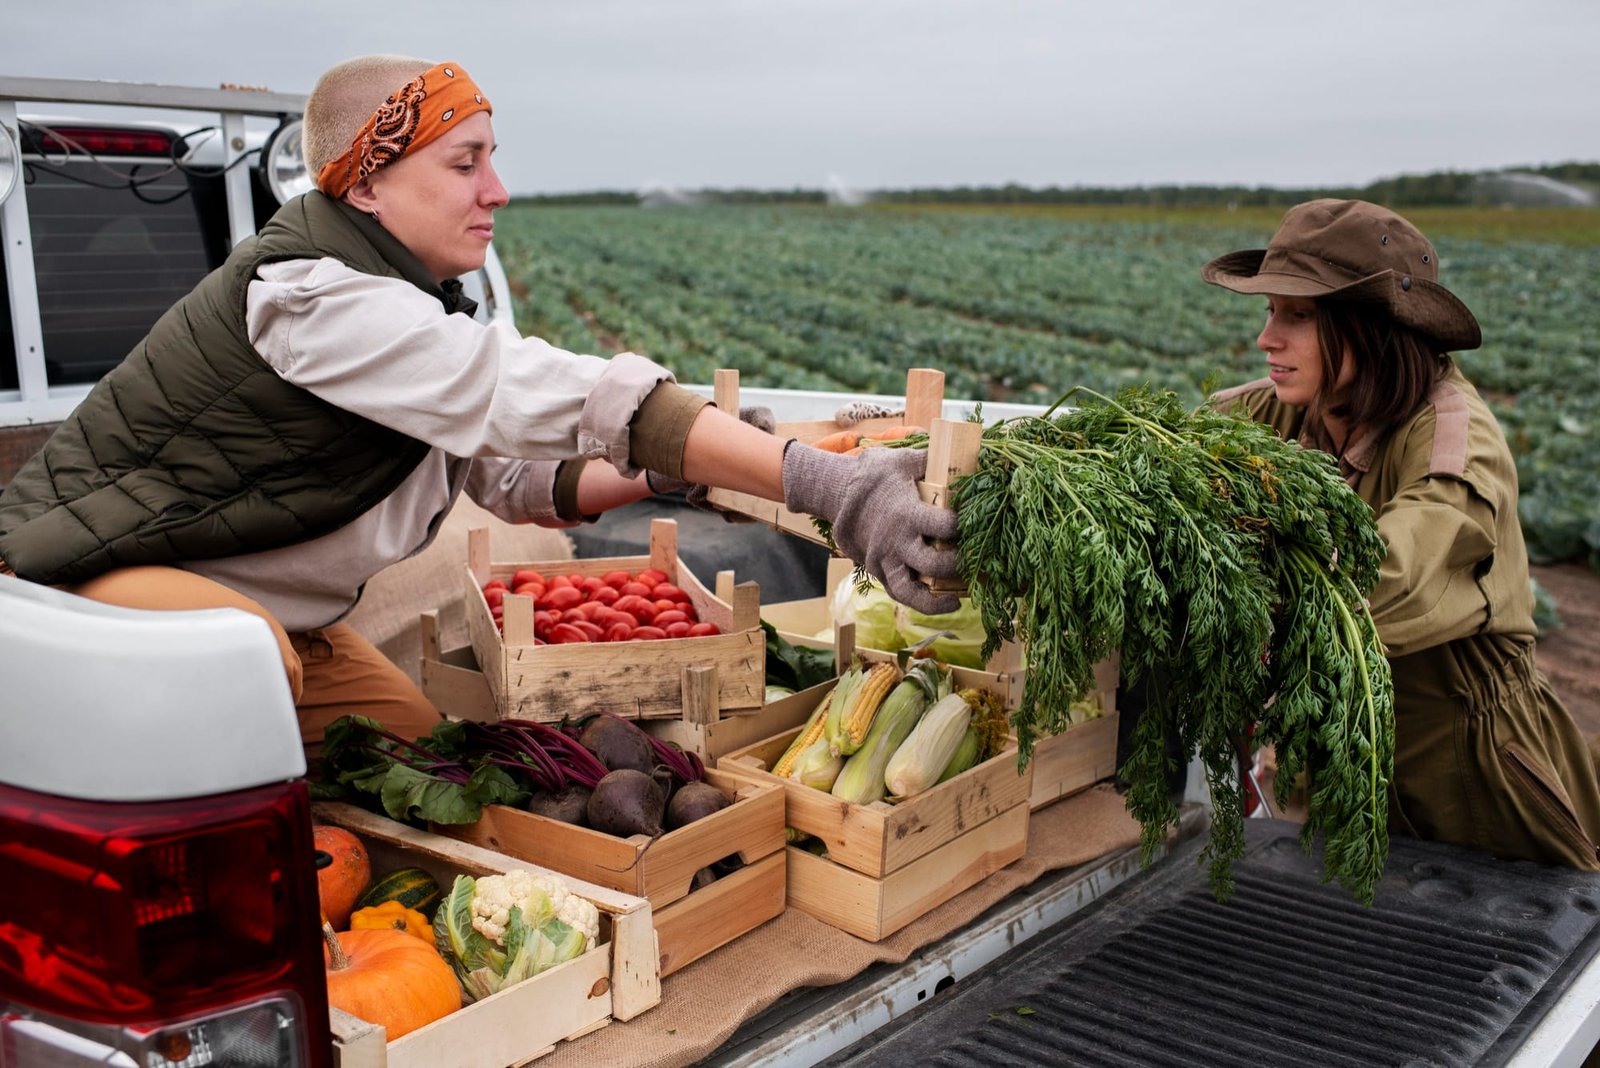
xmin=493 ymin=204 xmax=1600 ymax=570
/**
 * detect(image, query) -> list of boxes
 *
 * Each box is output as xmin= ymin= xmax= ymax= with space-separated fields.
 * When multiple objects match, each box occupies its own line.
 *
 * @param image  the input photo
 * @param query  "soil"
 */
xmin=1532 ymin=563 xmax=1600 ymax=736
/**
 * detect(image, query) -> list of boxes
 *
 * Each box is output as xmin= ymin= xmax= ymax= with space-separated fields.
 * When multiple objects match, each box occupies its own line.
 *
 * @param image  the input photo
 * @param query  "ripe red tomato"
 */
xmin=511 ymin=569 xmax=545 ymax=589
xmin=483 ymin=579 xmax=509 ymax=592
xmin=572 ymin=620 xmax=605 ymax=642
xmin=686 ymin=622 xmax=720 ymax=637
xmin=578 ymin=576 xmax=606 ymax=597
xmin=652 ymin=609 xmax=689 ymax=627
xmin=637 ymin=568 xmax=670 ymax=587
xmin=614 ymin=595 xmax=656 ymax=622
xmin=549 ymin=623 xmax=590 ymax=644
xmin=664 ymin=621 xmax=692 ymax=638
xmin=619 ymin=581 xmax=653 ymax=598
xmin=545 ymin=575 xmax=574 ymax=591
xmin=483 ymin=587 xmax=506 ymax=609
xmin=652 ymin=583 xmax=690 ymax=603
xmin=601 ymin=570 xmax=632 ymax=589
xmin=630 ymin=626 xmax=668 ymax=641
xmin=603 ymin=621 xmax=634 ymax=643
xmin=512 ymin=581 xmax=545 ymax=600
xmin=544 ymin=586 xmax=584 ymax=612
xmin=591 ymin=586 xmax=620 ymax=606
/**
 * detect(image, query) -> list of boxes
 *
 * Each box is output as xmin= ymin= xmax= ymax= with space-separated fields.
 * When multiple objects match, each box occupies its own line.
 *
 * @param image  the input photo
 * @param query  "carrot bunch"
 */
xmin=808 ymin=425 xmax=923 ymax=455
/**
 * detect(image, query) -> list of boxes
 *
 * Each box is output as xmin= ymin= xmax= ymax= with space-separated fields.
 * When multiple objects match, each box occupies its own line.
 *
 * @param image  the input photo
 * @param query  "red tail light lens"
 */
xmin=27 ymin=126 xmax=174 ymax=157
xmin=0 ymin=778 xmax=328 ymax=1038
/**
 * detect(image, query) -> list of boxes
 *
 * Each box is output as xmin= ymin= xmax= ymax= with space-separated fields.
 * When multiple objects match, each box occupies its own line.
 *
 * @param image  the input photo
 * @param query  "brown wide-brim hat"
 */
xmin=1201 ymin=198 xmax=1482 ymax=352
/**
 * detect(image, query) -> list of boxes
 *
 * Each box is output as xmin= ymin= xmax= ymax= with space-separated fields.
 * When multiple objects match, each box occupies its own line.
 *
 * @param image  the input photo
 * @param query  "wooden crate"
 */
xmin=1025 ymin=654 xmax=1123 ymax=811
xmin=432 ymin=768 xmax=787 ymax=977
xmin=420 ymin=612 xmax=815 ymax=763
xmin=716 ymin=674 xmax=1033 ymax=880
xmin=462 ymin=518 xmax=765 ymax=720
xmin=784 ymin=802 xmax=1030 ymax=942
xmin=314 ymin=803 xmax=660 ymax=1068
xmin=703 ymin=368 xmax=976 ymax=597
xmin=718 ymin=674 xmax=1035 ymax=940
xmin=766 ymin=562 xmax=1123 ymax=812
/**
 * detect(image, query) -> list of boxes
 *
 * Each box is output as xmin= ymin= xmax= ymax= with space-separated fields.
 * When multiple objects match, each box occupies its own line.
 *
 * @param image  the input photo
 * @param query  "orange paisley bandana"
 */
xmin=316 ymin=62 xmax=491 ymax=198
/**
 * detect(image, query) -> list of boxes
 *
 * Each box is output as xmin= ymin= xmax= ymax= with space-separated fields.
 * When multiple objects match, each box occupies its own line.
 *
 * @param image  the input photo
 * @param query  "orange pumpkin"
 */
xmin=314 ymin=826 xmax=371 ymax=929
xmin=322 ymin=923 xmax=460 ymax=1039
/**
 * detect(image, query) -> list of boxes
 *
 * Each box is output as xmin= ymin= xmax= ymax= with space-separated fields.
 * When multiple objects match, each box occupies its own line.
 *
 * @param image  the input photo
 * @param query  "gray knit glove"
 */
xmin=782 ymin=442 xmax=961 ymax=614
xmin=648 ymin=406 xmax=777 ymax=522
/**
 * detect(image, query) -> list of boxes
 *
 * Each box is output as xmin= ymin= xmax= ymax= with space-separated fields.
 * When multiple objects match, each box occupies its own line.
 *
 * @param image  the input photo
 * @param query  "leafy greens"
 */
xmin=949 ymin=386 xmax=1394 ymax=904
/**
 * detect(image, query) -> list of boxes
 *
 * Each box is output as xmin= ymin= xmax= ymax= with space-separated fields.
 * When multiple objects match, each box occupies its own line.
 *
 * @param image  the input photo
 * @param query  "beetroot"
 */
xmin=587 ymin=769 xmax=666 ymax=837
xmin=525 ymin=785 xmax=591 ymax=826
xmin=665 ymin=781 xmax=731 ymax=830
xmin=578 ymin=715 xmax=658 ymax=775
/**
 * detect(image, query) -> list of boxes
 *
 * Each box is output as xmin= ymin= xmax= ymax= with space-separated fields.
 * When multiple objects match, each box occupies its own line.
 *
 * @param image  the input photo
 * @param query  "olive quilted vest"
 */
xmin=0 ymin=191 xmax=475 ymax=585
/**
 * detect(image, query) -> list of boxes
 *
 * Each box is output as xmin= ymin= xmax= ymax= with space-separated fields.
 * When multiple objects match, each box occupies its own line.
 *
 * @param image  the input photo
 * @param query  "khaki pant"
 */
xmin=1389 ymin=635 xmax=1600 ymax=871
xmin=65 ymin=566 xmax=441 ymax=748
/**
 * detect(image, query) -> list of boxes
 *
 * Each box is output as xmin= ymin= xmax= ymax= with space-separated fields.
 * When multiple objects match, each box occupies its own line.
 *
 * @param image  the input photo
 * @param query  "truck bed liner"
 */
xmin=817 ymin=819 xmax=1600 ymax=1068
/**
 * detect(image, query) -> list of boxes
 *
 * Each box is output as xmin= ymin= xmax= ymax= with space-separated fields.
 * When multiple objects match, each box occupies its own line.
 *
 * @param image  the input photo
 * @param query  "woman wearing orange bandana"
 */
xmin=0 ymin=55 xmax=959 ymax=746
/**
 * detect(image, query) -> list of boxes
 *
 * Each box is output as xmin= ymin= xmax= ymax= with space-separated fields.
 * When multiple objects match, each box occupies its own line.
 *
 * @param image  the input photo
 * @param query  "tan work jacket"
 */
xmin=1215 ymin=368 xmax=1600 ymax=869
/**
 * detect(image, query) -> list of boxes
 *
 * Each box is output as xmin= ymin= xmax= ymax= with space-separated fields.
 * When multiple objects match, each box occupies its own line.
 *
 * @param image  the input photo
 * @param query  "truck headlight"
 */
xmin=261 ymin=118 xmax=312 ymax=204
xmin=0 ymin=121 xmax=19 ymax=206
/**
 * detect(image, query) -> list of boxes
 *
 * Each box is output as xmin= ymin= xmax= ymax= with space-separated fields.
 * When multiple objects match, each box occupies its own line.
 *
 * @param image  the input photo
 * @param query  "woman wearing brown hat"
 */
xmin=1204 ymin=198 xmax=1600 ymax=870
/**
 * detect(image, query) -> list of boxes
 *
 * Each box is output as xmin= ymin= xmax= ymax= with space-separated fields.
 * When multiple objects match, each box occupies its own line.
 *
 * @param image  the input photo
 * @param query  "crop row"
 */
xmin=494 ymin=205 xmax=1600 ymax=570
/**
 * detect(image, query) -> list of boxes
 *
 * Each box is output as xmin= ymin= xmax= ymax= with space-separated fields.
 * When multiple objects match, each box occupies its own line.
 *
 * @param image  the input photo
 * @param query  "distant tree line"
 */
xmin=509 ymin=162 xmax=1600 ymax=209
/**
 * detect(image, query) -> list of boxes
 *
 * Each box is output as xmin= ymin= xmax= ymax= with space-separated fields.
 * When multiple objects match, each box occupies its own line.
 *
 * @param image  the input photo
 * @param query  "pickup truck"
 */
xmin=4 ymin=75 xmax=1600 ymax=1068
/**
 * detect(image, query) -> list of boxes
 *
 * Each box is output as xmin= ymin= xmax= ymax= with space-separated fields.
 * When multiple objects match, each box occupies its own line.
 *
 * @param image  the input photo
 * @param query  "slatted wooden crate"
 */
xmin=717 ymin=669 xmax=1032 ymax=941
xmin=315 ymin=802 xmax=659 ymax=1068
xmin=781 ymin=803 xmax=1030 ymax=942
xmin=432 ymin=768 xmax=787 ymax=977
xmin=764 ymin=595 xmax=1122 ymax=812
xmin=702 ymin=367 xmax=977 ymax=598
xmin=1023 ymin=654 xmax=1123 ymax=811
xmin=421 ymin=611 xmax=814 ymax=764
xmin=461 ymin=517 xmax=764 ymax=721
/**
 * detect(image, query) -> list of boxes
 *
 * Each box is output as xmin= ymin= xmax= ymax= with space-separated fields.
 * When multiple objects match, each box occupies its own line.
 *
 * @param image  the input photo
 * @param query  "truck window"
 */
xmin=13 ymin=127 xmax=222 ymax=386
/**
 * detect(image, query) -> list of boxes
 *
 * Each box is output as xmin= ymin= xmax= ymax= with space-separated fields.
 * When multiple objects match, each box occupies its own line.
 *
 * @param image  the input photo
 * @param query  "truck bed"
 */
xmin=750 ymin=818 xmax=1600 ymax=1068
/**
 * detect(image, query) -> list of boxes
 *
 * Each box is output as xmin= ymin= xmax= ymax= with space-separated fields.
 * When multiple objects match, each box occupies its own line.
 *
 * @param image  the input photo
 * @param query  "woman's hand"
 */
xmin=781 ymin=443 xmax=960 ymax=614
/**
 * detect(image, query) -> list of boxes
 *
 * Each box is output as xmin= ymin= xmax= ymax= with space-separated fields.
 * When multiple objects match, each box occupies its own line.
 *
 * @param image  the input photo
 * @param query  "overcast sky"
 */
xmin=5 ymin=0 xmax=1597 ymax=196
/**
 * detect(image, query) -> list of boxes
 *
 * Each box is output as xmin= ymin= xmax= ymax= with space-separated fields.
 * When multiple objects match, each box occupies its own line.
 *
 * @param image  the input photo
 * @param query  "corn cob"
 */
xmin=935 ymin=727 xmax=982 ymax=784
xmin=826 ymin=660 xmax=901 ymax=757
xmin=771 ymin=687 xmax=833 ymax=779
xmin=884 ymin=692 xmax=973 ymax=798
xmin=789 ymin=736 xmax=845 ymax=791
xmin=832 ymin=660 xmax=950 ymax=805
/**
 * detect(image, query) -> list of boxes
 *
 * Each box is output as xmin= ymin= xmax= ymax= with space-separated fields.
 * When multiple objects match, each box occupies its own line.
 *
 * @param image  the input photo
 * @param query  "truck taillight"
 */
xmin=0 ymin=779 xmax=330 ymax=1066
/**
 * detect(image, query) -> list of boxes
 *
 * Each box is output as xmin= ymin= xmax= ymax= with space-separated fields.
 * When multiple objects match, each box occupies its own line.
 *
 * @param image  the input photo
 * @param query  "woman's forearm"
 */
xmin=678 ymin=405 xmax=788 ymax=498
xmin=574 ymin=460 xmax=656 ymax=515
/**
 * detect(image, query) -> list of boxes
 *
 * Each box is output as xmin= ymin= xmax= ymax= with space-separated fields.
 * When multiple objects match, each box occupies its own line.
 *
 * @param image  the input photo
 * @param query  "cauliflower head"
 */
xmin=469 ymin=869 xmax=569 ymax=943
